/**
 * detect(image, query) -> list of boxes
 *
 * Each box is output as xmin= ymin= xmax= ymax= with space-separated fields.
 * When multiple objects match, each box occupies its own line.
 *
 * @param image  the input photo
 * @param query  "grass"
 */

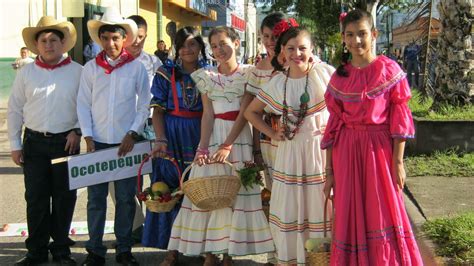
xmin=405 ymin=149 xmax=474 ymax=177
xmin=422 ymin=212 xmax=474 ymax=263
xmin=408 ymin=90 xmax=474 ymax=120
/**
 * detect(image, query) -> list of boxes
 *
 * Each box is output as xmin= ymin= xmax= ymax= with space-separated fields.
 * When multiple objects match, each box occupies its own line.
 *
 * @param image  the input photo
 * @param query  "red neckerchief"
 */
xmin=95 ymin=49 xmax=135 ymax=74
xmin=35 ymin=56 xmax=71 ymax=70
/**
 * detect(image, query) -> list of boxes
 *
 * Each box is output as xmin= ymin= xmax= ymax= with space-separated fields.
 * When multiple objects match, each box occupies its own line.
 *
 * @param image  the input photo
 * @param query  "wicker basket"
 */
xmin=145 ymin=197 xmax=180 ymax=213
xmin=137 ymin=154 xmax=182 ymax=213
xmin=181 ymin=161 xmax=241 ymax=211
xmin=307 ymin=197 xmax=332 ymax=266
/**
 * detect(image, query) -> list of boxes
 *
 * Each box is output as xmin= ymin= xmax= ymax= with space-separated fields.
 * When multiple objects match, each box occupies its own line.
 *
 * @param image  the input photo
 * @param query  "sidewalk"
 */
xmin=404 ymin=175 xmax=474 ymax=265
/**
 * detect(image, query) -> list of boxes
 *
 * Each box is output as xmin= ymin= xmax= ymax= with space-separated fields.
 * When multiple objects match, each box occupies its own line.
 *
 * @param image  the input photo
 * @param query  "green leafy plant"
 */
xmin=237 ymin=162 xmax=264 ymax=190
xmin=422 ymin=212 xmax=474 ymax=262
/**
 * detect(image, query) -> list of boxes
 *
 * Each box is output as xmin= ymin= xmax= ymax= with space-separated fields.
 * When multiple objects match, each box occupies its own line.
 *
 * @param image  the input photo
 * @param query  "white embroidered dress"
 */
xmin=256 ymin=62 xmax=334 ymax=265
xmin=168 ymin=64 xmax=275 ymax=256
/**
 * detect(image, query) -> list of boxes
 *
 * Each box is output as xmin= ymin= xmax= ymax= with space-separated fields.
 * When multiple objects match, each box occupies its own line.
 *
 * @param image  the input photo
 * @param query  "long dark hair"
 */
xmin=261 ymin=12 xmax=285 ymax=32
xmin=271 ymin=26 xmax=311 ymax=71
xmin=337 ymin=9 xmax=375 ymax=77
xmin=174 ymin=26 xmax=207 ymax=80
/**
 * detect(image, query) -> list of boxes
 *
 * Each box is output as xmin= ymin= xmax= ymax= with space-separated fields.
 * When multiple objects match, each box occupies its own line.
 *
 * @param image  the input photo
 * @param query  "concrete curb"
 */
xmin=404 ymin=191 xmax=446 ymax=266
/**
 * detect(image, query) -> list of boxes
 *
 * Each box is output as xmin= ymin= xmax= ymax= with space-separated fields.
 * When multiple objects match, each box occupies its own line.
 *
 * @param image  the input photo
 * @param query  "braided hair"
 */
xmin=336 ymin=9 xmax=375 ymax=77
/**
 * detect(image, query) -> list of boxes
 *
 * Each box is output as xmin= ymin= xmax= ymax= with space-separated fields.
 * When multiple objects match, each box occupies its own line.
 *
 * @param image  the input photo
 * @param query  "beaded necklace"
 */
xmin=180 ymin=76 xmax=199 ymax=109
xmin=282 ymin=68 xmax=310 ymax=140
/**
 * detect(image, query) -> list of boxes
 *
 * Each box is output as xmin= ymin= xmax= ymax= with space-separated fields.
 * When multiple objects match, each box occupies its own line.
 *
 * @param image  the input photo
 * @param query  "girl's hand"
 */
xmin=194 ymin=147 xmax=210 ymax=166
xmin=211 ymin=146 xmax=231 ymax=163
xmin=271 ymin=127 xmax=285 ymax=141
xmin=323 ymin=172 xmax=335 ymax=200
xmin=151 ymin=142 xmax=167 ymax=158
xmin=194 ymin=153 xmax=209 ymax=166
xmin=392 ymin=161 xmax=406 ymax=191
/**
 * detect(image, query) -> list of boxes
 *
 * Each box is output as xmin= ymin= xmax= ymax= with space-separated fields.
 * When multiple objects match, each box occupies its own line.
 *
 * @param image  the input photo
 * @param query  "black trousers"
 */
xmin=22 ymin=129 xmax=78 ymax=258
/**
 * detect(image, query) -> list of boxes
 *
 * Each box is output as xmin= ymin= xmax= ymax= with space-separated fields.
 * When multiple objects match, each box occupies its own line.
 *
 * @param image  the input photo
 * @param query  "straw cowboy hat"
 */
xmin=22 ymin=16 xmax=77 ymax=55
xmin=87 ymin=6 xmax=137 ymax=48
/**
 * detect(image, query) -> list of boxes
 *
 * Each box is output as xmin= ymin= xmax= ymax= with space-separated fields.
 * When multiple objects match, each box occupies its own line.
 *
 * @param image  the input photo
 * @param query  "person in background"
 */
xmin=8 ymin=16 xmax=82 ymax=265
xmin=126 ymin=14 xmax=163 ymax=241
xmin=83 ymin=38 xmax=101 ymax=62
xmin=77 ymin=7 xmax=149 ymax=266
xmin=404 ymin=40 xmax=421 ymax=88
xmin=12 ymin=47 xmax=34 ymax=70
xmin=154 ymin=40 xmax=169 ymax=64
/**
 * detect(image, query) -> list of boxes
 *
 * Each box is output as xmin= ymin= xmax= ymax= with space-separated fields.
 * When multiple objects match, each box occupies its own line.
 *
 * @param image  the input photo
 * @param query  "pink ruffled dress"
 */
xmin=321 ymin=56 xmax=423 ymax=265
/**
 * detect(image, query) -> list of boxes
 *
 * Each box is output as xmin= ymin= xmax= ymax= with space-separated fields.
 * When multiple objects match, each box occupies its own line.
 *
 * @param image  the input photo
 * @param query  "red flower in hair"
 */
xmin=339 ymin=12 xmax=348 ymax=23
xmin=272 ymin=18 xmax=300 ymax=38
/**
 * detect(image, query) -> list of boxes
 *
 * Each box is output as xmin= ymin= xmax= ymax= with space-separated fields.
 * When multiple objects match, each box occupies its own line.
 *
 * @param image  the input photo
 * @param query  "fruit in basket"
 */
xmin=305 ymin=238 xmax=319 ymax=252
xmin=151 ymin=182 xmax=170 ymax=194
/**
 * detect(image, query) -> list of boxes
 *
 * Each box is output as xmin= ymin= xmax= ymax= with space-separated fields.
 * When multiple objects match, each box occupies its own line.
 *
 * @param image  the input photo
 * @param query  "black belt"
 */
xmin=25 ymin=128 xmax=71 ymax=138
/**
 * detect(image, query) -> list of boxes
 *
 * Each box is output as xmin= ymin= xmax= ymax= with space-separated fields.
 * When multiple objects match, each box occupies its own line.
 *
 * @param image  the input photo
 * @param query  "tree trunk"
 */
xmin=367 ymin=0 xmax=379 ymax=54
xmin=433 ymin=0 xmax=473 ymax=107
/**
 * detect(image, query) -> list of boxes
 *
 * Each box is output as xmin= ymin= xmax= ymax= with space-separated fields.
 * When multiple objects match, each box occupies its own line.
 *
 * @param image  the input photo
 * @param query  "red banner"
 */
xmin=231 ymin=14 xmax=246 ymax=32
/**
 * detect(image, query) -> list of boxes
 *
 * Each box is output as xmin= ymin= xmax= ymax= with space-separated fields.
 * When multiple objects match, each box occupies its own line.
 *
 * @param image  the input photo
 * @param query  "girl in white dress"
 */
xmin=246 ymin=12 xmax=286 ymax=191
xmin=245 ymin=20 xmax=334 ymax=265
xmin=168 ymin=26 xmax=274 ymax=266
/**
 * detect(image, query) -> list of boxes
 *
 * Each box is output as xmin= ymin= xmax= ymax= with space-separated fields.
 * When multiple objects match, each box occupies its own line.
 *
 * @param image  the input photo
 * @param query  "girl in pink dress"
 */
xmin=321 ymin=9 xmax=423 ymax=265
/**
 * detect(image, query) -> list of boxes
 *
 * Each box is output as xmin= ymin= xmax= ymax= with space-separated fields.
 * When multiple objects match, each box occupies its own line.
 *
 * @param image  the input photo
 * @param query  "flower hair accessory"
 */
xmin=339 ymin=12 xmax=348 ymax=23
xmin=272 ymin=18 xmax=299 ymax=38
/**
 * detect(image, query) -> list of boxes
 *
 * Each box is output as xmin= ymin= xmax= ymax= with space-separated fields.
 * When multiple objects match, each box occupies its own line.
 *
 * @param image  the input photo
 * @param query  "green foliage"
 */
xmin=409 ymin=90 xmax=474 ymax=120
xmin=405 ymin=149 xmax=474 ymax=177
xmin=422 ymin=212 xmax=474 ymax=262
xmin=237 ymin=162 xmax=264 ymax=190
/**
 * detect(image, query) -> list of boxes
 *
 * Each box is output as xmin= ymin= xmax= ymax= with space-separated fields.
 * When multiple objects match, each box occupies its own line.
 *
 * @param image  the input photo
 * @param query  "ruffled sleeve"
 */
xmin=246 ymin=67 xmax=273 ymax=95
xmin=321 ymin=89 xmax=345 ymax=149
xmin=190 ymin=68 xmax=210 ymax=95
xmin=389 ymin=77 xmax=415 ymax=139
xmin=150 ymin=66 xmax=171 ymax=111
xmin=191 ymin=66 xmax=248 ymax=101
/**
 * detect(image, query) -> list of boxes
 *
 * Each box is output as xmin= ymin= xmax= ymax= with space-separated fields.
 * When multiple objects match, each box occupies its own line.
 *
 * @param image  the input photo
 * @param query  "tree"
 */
xmin=432 ymin=0 xmax=473 ymax=107
xmin=266 ymin=0 xmax=418 ymax=53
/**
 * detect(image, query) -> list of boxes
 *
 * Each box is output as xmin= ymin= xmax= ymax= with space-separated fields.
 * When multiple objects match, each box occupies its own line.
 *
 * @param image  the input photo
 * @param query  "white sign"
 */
xmin=61 ymin=141 xmax=152 ymax=190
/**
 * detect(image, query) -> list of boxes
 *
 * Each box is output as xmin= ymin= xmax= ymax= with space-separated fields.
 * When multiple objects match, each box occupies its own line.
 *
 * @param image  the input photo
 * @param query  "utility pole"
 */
xmin=156 ymin=0 xmax=163 ymax=41
xmin=244 ymin=0 xmax=248 ymax=62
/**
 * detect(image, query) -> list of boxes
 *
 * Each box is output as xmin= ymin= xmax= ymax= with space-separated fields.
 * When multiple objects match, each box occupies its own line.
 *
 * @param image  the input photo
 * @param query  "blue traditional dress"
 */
xmin=142 ymin=60 xmax=204 ymax=249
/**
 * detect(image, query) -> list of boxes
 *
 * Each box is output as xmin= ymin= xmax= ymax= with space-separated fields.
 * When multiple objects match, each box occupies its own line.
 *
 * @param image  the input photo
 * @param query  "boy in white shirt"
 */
xmin=8 ymin=16 xmax=82 ymax=265
xmin=77 ymin=7 xmax=149 ymax=266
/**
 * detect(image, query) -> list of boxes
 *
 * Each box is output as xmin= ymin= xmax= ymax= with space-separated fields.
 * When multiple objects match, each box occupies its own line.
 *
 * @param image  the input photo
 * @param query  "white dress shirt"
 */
xmin=7 ymin=57 xmax=83 ymax=151
xmin=77 ymin=56 xmax=150 ymax=144
xmin=136 ymin=51 xmax=162 ymax=87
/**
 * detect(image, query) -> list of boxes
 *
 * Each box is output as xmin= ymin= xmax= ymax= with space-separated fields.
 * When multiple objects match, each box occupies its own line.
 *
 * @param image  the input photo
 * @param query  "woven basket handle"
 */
xmin=137 ymin=153 xmax=182 ymax=194
xmin=323 ymin=196 xmax=333 ymax=238
xmin=180 ymin=160 xmax=236 ymax=187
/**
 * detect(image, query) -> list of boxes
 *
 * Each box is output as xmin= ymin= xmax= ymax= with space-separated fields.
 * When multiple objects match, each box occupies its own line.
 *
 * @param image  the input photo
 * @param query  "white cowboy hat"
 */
xmin=87 ymin=6 xmax=138 ymax=48
xmin=22 ymin=16 xmax=77 ymax=55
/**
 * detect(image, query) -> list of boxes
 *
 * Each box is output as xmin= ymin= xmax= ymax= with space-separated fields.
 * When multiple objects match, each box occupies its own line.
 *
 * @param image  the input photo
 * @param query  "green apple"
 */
xmin=305 ymin=238 xmax=319 ymax=252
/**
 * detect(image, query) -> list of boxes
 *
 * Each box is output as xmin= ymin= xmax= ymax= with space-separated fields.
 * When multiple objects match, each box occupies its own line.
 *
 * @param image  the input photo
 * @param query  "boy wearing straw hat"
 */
xmin=77 ymin=7 xmax=149 ymax=266
xmin=7 ymin=16 xmax=82 ymax=265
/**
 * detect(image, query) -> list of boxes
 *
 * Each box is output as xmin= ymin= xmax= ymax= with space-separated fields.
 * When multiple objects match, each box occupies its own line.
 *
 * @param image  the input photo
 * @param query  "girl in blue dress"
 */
xmin=142 ymin=26 xmax=207 ymax=266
